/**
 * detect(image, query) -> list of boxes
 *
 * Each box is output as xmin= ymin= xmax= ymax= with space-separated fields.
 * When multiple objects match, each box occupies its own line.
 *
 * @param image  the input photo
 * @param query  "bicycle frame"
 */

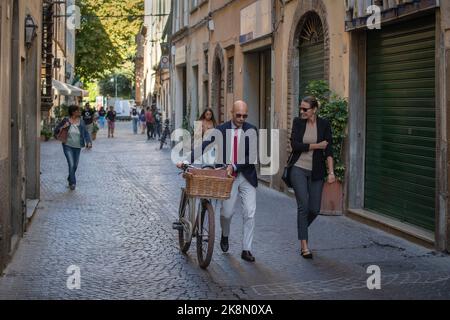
xmin=179 ymin=192 xmax=198 ymax=243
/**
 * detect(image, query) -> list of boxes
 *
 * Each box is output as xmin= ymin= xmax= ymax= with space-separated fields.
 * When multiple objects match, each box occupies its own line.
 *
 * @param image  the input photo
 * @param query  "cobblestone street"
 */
xmin=0 ymin=122 xmax=449 ymax=300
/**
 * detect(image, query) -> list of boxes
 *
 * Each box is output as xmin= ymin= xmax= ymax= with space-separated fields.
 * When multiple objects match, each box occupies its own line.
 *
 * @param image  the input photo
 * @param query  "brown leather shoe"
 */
xmin=241 ymin=251 xmax=255 ymax=262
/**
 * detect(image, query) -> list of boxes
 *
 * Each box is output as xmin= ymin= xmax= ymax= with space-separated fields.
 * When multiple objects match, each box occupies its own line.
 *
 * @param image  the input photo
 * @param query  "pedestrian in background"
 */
xmin=198 ymin=108 xmax=217 ymax=166
xmin=131 ymin=107 xmax=139 ymax=135
xmin=98 ymin=107 xmax=106 ymax=129
xmin=145 ymin=107 xmax=155 ymax=140
xmin=54 ymin=105 xmax=92 ymax=191
xmin=82 ymin=102 xmax=95 ymax=137
xmin=154 ymin=110 xmax=162 ymax=139
xmin=106 ymin=106 xmax=117 ymax=138
xmin=139 ymin=108 xmax=146 ymax=134
xmin=289 ymin=96 xmax=335 ymax=259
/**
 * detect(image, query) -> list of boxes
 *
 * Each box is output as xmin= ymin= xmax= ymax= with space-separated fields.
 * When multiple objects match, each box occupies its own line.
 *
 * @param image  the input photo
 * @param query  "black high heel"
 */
xmin=301 ymin=249 xmax=313 ymax=259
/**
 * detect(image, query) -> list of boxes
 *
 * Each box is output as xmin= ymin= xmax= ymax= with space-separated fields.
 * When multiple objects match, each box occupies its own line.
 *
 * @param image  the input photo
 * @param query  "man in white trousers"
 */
xmin=180 ymin=101 xmax=258 ymax=262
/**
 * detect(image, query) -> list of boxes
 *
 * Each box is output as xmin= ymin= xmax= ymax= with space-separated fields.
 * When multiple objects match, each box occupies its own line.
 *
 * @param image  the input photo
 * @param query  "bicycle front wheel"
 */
xmin=178 ymin=190 xmax=193 ymax=253
xmin=196 ymin=200 xmax=215 ymax=269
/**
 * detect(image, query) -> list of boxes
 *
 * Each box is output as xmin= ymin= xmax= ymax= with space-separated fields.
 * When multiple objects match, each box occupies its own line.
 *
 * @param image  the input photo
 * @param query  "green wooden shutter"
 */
xmin=299 ymin=41 xmax=325 ymax=98
xmin=298 ymin=13 xmax=325 ymax=117
xmin=365 ymin=14 xmax=436 ymax=231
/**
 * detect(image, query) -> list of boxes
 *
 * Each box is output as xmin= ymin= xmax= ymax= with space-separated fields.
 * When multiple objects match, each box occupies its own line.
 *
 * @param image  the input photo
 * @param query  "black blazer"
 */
xmin=191 ymin=121 xmax=258 ymax=188
xmin=289 ymin=116 xmax=334 ymax=181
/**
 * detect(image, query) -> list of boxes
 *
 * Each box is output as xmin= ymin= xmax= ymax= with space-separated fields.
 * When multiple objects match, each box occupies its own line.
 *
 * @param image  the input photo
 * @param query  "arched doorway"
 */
xmin=212 ymin=45 xmax=225 ymax=124
xmin=287 ymin=1 xmax=329 ymax=134
xmin=298 ymin=12 xmax=325 ymax=104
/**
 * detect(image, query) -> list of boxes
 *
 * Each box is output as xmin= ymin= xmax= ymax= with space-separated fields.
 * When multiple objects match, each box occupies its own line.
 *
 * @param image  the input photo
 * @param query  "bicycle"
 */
xmin=172 ymin=164 xmax=233 ymax=269
xmin=159 ymin=119 xmax=171 ymax=150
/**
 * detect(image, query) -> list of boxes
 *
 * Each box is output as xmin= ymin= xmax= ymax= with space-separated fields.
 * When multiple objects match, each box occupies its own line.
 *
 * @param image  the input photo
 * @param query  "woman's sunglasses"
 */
xmin=300 ymin=107 xmax=313 ymax=113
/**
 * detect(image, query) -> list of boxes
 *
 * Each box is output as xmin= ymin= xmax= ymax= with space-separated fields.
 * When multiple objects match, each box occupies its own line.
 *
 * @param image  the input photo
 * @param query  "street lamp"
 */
xmin=25 ymin=15 xmax=38 ymax=48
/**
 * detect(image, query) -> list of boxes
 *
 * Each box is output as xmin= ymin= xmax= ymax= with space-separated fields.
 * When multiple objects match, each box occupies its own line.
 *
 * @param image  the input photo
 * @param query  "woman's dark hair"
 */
xmin=301 ymin=96 xmax=319 ymax=110
xmin=199 ymin=108 xmax=217 ymax=127
xmin=140 ymin=109 xmax=145 ymax=115
xmin=68 ymin=105 xmax=80 ymax=116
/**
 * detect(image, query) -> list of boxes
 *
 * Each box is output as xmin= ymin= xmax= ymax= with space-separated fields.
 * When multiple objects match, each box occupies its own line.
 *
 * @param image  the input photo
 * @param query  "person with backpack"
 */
xmin=131 ymin=107 xmax=139 ymax=134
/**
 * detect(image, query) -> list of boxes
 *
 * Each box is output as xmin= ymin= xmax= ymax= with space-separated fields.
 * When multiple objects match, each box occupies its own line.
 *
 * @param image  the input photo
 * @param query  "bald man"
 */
xmin=183 ymin=100 xmax=259 ymax=262
xmin=177 ymin=101 xmax=258 ymax=262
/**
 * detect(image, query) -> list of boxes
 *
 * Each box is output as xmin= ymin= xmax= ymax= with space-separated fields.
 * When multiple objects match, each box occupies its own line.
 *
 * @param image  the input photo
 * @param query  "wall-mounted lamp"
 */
xmin=25 ymin=15 xmax=38 ymax=48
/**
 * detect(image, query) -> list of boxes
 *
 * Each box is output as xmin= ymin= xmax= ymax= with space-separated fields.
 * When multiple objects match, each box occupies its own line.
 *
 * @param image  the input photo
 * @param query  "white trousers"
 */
xmin=218 ymin=173 xmax=257 ymax=251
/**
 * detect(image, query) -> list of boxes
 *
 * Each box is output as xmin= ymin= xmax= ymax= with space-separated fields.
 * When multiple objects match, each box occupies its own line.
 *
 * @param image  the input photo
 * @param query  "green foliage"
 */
xmin=305 ymin=80 xmax=348 ymax=182
xmin=53 ymin=104 xmax=69 ymax=120
xmin=98 ymin=74 xmax=133 ymax=99
xmin=75 ymin=0 xmax=144 ymax=82
xmin=40 ymin=126 xmax=53 ymax=141
xmin=85 ymin=82 xmax=99 ymax=103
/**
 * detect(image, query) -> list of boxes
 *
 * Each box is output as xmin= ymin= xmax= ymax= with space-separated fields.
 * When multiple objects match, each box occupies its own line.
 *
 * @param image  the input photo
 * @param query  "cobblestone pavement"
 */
xmin=0 ymin=122 xmax=450 ymax=300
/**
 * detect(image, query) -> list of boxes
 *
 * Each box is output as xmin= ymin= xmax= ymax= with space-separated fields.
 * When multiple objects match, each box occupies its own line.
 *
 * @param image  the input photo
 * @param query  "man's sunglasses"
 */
xmin=236 ymin=113 xmax=248 ymax=119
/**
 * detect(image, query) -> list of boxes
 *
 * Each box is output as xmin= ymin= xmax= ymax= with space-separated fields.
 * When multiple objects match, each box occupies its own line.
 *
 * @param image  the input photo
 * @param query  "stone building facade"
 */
xmin=0 ymin=0 xmax=43 ymax=273
xmin=167 ymin=0 xmax=450 ymax=251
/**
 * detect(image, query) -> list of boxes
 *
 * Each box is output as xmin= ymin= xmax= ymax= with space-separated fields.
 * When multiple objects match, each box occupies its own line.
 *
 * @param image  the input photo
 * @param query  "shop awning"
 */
xmin=52 ymin=79 xmax=89 ymax=97
xmin=66 ymin=83 xmax=89 ymax=97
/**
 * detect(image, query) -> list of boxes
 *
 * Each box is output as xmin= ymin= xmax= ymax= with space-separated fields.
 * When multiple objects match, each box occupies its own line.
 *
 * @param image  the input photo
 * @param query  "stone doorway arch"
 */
xmin=212 ymin=44 xmax=225 ymax=124
xmin=286 ymin=0 xmax=329 ymax=143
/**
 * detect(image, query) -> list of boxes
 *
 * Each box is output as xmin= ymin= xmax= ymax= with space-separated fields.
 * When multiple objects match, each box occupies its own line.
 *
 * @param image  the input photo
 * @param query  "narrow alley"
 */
xmin=0 ymin=123 xmax=449 ymax=300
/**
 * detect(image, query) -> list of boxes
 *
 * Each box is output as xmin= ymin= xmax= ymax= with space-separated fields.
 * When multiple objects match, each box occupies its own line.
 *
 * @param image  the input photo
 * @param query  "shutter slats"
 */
xmin=364 ymin=14 xmax=436 ymax=231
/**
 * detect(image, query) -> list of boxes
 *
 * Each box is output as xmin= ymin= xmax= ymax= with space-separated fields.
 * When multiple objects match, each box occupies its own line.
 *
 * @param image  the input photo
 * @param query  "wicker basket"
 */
xmin=183 ymin=169 xmax=234 ymax=200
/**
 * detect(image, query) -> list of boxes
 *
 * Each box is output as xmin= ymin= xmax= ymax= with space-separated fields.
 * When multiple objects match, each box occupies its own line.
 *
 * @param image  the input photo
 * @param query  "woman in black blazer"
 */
xmin=289 ymin=96 xmax=335 ymax=259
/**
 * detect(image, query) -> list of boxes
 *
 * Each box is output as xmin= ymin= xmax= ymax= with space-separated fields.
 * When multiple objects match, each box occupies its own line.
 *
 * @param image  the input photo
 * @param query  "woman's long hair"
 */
xmin=199 ymin=108 xmax=217 ymax=128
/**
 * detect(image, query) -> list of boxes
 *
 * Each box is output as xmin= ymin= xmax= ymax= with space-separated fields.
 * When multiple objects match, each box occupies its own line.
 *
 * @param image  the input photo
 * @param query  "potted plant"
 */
xmin=40 ymin=127 xmax=53 ymax=142
xmin=305 ymin=80 xmax=348 ymax=215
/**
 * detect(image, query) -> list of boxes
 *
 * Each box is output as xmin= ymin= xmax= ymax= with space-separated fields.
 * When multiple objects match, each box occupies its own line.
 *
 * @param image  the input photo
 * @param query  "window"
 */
xmin=204 ymin=50 xmax=208 ymax=75
xmin=227 ymin=57 xmax=234 ymax=93
xmin=191 ymin=0 xmax=198 ymax=11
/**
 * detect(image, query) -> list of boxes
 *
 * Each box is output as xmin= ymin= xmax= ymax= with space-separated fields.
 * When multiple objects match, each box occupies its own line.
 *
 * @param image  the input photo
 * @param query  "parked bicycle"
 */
xmin=172 ymin=163 xmax=234 ymax=269
xmin=160 ymin=119 xmax=171 ymax=150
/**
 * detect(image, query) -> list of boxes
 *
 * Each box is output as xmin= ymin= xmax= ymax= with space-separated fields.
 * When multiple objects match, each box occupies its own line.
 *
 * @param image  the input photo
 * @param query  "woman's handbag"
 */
xmin=282 ymin=152 xmax=295 ymax=188
xmin=56 ymin=122 xmax=69 ymax=143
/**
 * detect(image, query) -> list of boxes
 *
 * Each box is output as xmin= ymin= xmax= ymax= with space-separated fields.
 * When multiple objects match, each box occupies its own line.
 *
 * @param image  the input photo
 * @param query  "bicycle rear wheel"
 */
xmin=178 ymin=190 xmax=193 ymax=253
xmin=196 ymin=200 xmax=215 ymax=269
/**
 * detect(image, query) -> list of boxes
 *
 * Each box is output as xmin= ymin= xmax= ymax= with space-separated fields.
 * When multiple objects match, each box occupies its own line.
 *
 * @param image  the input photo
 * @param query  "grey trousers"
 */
xmin=290 ymin=166 xmax=324 ymax=241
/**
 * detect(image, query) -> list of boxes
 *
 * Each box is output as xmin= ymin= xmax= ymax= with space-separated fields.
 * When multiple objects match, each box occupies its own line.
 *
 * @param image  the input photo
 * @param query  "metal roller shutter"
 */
xmin=365 ymin=14 xmax=436 ymax=231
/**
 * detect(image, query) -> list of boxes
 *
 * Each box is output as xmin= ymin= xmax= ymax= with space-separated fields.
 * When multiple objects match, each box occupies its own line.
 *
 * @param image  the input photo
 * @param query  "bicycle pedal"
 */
xmin=172 ymin=222 xmax=183 ymax=231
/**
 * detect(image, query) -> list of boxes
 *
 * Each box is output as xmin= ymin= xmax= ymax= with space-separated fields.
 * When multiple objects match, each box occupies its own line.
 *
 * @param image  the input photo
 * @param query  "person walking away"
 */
xmin=139 ymin=108 xmax=146 ymax=134
xmin=145 ymin=107 xmax=155 ymax=140
xmin=289 ymin=96 xmax=335 ymax=259
xmin=54 ymin=105 xmax=92 ymax=190
xmin=131 ymin=107 xmax=139 ymax=134
xmin=98 ymin=107 xmax=106 ymax=129
xmin=106 ymin=106 xmax=117 ymax=138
